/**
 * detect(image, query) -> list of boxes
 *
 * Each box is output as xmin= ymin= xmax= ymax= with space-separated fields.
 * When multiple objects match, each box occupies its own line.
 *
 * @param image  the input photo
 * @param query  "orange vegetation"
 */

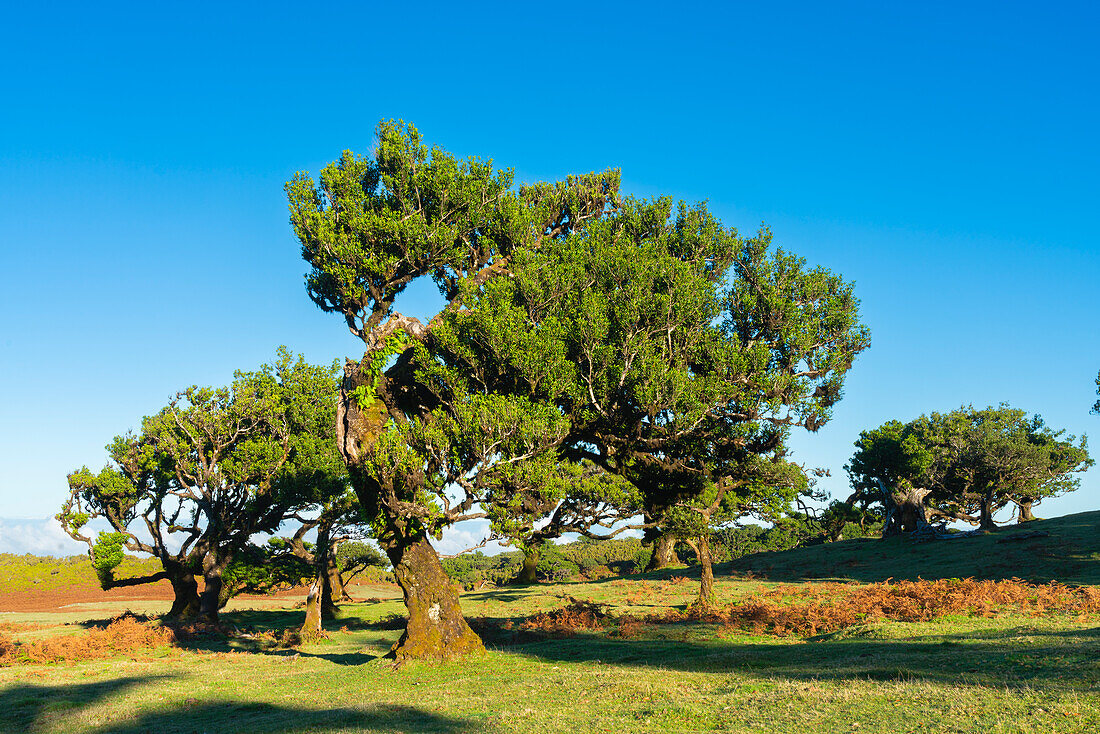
xmin=0 ymin=613 xmax=176 ymax=665
xmin=654 ymin=578 xmax=1100 ymax=636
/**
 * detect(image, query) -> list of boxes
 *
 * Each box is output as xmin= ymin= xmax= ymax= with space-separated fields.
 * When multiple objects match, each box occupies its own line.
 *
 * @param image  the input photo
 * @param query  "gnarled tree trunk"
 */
xmin=688 ymin=535 xmax=716 ymax=613
xmin=338 ymin=357 xmax=484 ymax=660
xmin=385 ymin=534 xmax=484 ymax=661
xmin=645 ymin=534 xmax=680 ymax=571
xmin=1017 ymin=498 xmax=1035 ymax=523
xmin=979 ymin=489 xmax=996 ymax=530
xmin=514 ymin=546 xmax=540 ymax=584
xmin=165 ymin=562 xmax=201 ymax=620
xmin=879 ymin=480 xmax=933 ymax=537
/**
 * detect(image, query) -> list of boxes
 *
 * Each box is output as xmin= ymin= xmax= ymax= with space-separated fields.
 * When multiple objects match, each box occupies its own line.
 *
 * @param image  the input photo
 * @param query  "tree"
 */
xmin=288 ymin=122 xmax=867 ymax=658
xmin=288 ymin=121 xmax=621 ymax=659
xmin=661 ymin=454 xmax=810 ymax=611
xmin=1093 ymin=370 xmax=1099 ymax=415
xmin=846 ymin=405 xmax=1092 ymax=533
xmin=274 ymin=489 xmax=369 ymax=640
xmin=59 ymin=348 xmax=344 ymax=622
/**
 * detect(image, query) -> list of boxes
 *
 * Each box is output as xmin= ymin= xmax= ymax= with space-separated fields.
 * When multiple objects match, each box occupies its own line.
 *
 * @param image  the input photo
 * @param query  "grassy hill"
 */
xmin=728 ymin=510 xmax=1100 ymax=585
xmin=0 ymin=553 xmax=162 ymax=593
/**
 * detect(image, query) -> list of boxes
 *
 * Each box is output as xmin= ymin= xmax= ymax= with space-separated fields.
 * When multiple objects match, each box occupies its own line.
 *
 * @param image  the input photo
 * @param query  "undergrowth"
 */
xmin=0 ymin=613 xmax=176 ymax=665
xmin=500 ymin=579 xmax=1100 ymax=640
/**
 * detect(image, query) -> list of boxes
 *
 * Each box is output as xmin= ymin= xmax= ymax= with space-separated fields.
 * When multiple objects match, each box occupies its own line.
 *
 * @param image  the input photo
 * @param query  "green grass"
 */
xmin=0 ymin=553 xmax=162 ymax=593
xmin=730 ymin=511 xmax=1100 ymax=585
xmin=2 ymin=512 xmax=1099 ymax=732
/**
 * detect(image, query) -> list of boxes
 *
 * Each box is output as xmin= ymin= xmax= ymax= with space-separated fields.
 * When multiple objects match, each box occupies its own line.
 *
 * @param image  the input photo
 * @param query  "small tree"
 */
xmin=846 ymin=405 xmax=1092 ymax=533
xmin=59 ymin=348 xmax=343 ymax=622
xmin=663 ymin=453 xmax=810 ymax=611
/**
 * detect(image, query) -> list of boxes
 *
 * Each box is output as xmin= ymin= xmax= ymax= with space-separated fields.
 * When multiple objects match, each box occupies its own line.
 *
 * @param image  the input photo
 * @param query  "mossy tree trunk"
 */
xmin=165 ymin=562 xmax=201 ymax=620
xmin=514 ymin=546 xmax=540 ymax=584
xmin=645 ymin=534 xmax=680 ymax=571
xmin=300 ymin=574 xmax=324 ymax=641
xmin=384 ymin=534 xmax=485 ymax=661
xmin=690 ymin=534 xmax=716 ymax=613
xmin=338 ymin=356 xmax=486 ymax=660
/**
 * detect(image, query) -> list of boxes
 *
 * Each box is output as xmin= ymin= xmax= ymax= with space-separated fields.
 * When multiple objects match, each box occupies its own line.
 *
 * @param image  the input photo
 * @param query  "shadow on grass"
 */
xmin=0 ymin=676 xmax=166 ymax=732
xmin=0 ymin=677 xmax=480 ymax=733
xmin=90 ymin=702 xmax=479 ymax=734
xmin=482 ymin=621 xmax=1100 ymax=692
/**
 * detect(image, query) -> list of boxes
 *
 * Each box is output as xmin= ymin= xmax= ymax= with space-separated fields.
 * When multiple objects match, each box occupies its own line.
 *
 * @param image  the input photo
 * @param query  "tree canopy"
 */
xmin=288 ymin=121 xmax=870 ymax=659
xmin=59 ymin=347 xmax=344 ymax=621
xmin=845 ymin=404 xmax=1092 ymax=532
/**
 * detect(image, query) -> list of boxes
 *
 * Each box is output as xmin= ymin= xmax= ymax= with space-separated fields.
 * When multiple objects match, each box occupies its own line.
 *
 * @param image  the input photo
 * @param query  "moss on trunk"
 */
xmin=513 ymin=546 xmax=540 ymax=584
xmin=690 ymin=534 xmax=716 ymax=613
xmin=386 ymin=535 xmax=485 ymax=661
xmin=645 ymin=534 xmax=680 ymax=571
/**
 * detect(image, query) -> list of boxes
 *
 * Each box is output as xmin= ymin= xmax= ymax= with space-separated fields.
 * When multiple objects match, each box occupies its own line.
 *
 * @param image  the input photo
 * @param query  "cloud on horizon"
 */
xmin=0 ymin=517 xmax=89 ymax=557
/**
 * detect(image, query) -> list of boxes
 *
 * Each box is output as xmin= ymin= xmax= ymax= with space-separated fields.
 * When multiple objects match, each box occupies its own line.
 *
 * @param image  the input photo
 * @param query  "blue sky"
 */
xmin=1 ymin=2 xmax=1097 ymax=544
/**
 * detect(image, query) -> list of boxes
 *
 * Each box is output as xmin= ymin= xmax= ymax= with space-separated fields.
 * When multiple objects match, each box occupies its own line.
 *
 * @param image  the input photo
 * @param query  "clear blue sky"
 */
xmin=2 ymin=1 xmax=1097 ymax=531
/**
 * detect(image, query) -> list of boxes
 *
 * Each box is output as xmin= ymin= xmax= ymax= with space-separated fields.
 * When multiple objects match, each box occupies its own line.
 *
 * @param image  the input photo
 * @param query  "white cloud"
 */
xmin=0 ymin=517 xmax=89 ymax=557
xmin=430 ymin=519 xmax=513 ymax=557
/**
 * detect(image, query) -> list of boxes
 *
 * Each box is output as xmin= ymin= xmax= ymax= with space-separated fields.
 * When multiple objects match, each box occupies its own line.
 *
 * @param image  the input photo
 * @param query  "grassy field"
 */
xmin=1 ymin=512 xmax=1098 ymax=733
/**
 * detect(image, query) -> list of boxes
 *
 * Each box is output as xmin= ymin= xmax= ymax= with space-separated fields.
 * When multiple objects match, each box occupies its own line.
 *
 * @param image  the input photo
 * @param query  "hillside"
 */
xmin=727 ymin=510 xmax=1100 ymax=585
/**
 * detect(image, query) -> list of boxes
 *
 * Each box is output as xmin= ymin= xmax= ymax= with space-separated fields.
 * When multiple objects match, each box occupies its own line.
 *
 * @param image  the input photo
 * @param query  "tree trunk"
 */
xmin=198 ymin=551 xmax=228 ymax=623
xmin=316 ymin=525 xmax=340 ymax=620
xmin=300 ymin=575 xmax=324 ymax=641
xmin=879 ymin=480 xmax=933 ymax=537
xmin=514 ymin=546 xmax=540 ymax=584
xmin=645 ymin=534 xmax=680 ymax=571
xmin=979 ymin=490 xmax=996 ymax=530
xmin=385 ymin=535 xmax=485 ymax=661
xmin=691 ymin=535 xmax=716 ymax=613
xmin=322 ymin=554 xmax=342 ymax=619
xmin=1017 ymin=498 xmax=1035 ymax=523
xmin=338 ymin=356 xmax=483 ymax=660
xmin=165 ymin=564 xmax=201 ymax=620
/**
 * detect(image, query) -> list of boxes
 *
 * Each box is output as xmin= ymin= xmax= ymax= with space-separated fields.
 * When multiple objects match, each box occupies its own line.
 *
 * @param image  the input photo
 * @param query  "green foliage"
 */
xmin=89 ymin=533 xmax=128 ymax=589
xmin=533 ymin=544 xmax=580 ymax=582
xmin=1093 ymin=369 xmax=1099 ymax=415
xmin=846 ymin=404 xmax=1093 ymax=527
xmin=441 ymin=551 xmax=522 ymax=589
xmin=60 ymin=347 xmax=348 ymax=614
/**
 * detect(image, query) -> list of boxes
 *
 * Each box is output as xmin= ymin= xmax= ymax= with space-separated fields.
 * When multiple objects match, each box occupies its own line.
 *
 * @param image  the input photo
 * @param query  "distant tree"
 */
xmin=1093 ymin=370 xmax=1099 ymax=415
xmin=479 ymin=460 xmax=641 ymax=584
xmin=846 ymin=405 xmax=1092 ymax=533
xmin=661 ymin=453 xmax=810 ymax=610
xmin=59 ymin=348 xmax=344 ymax=622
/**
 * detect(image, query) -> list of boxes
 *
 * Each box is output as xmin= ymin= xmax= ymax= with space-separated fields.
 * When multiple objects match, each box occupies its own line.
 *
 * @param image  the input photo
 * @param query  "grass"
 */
xmin=0 ymin=553 xmax=162 ymax=593
xmin=2 ymin=512 xmax=1099 ymax=732
xmin=730 ymin=511 xmax=1100 ymax=585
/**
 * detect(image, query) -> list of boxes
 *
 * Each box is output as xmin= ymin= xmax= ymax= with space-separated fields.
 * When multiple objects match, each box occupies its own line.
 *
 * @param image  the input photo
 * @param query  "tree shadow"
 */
xmin=485 ymin=622 xmax=1100 ymax=692
xmin=0 ymin=676 xmax=480 ymax=733
xmin=0 ymin=676 xmax=167 ymax=732
xmin=89 ymin=702 xmax=480 ymax=733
